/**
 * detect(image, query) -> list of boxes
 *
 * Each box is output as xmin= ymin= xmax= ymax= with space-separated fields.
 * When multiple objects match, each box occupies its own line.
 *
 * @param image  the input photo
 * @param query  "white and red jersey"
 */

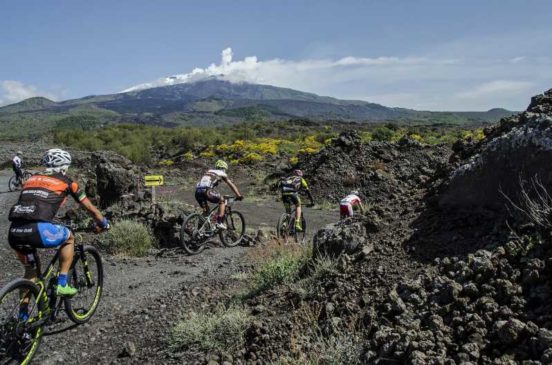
xmin=340 ymin=194 xmax=361 ymax=206
xmin=340 ymin=194 xmax=362 ymax=218
xmin=196 ymin=169 xmax=228 ymax=189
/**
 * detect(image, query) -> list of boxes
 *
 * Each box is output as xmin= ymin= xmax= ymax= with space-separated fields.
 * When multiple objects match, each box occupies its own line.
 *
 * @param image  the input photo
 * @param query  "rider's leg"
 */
xmin=15 ymin=251 xmax=37 ymax=320
xmin=294 ymin=194 xmax=303 ymax=230
xmin=284 ymin=201 xmax=291 ymax=215
xmin=58 ymin=233 xmax=75 ymax=278
xmin=15 ymin=168 xmax=23 ymax=183
xmin=218 ymin=200 xmax=226 ymax=221
xmin=56 ymin=233 xmax=78 ymax=296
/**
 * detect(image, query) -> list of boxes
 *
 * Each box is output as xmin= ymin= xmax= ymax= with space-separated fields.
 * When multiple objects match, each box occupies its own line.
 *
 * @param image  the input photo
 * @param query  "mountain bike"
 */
xmin=0 ymin=224 xmax=104 ymax=364
xmin=8 ymin=171 xmax=32 ymax=192
xmin=276 ymin=209 xmax=308 ymax=244
xmin=180 ymin=196 xmax=245 ymax=255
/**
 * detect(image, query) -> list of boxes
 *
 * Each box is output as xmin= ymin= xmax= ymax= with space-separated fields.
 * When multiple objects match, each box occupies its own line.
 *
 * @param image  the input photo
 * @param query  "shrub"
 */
xmin=170 ymin=305 xmax=251 ymax=352
xmin=240 ymin=152 xmax=264 ymax=164
xmin=371 ymin=127 xmax=394 ymax=141
xmin=182 ymin=151 xmax=194 ymax=161
xmin=307 ymin=255 xmax=338 ymax=282
xmin=101 ymin=219 xmax=155 ymax=256
xmin=247 ymin=242 xmax=311 ymax=296
xmin=159 ymin=159 xmax=174 ymax=166
xmin=360 ymin=132 xmax=373 ymax=143
xmin=199 ymin=149 xmax=215 ymax=158
xmin=409 ymin=133 xmax=423 ymax=142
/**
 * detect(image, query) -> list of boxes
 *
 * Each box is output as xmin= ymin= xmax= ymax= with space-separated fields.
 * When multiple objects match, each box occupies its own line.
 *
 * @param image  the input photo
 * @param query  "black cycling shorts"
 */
xmin=8 ymin=221 xmax=71 ymax=253
xmin=282 ymin=193 xmax=301 ymax=209
xmin=195 ymin=188 xmax=222 ymax=208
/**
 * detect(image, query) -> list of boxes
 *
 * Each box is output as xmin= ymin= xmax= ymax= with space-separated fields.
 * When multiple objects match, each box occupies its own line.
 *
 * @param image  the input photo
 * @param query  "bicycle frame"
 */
xmin=21 ymin=240 xmax=90 ymax=330
xmin=198 ymin=197 xmax=236 ymax=236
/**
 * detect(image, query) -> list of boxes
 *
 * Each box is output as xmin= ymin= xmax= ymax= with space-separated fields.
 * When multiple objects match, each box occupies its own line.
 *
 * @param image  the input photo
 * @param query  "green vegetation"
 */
xmin=51 ymin=118 xmax=486 ymax=164
xmin=171 ymin=305 xmax=251 ymax=352
xmin=244 ymin=242 xmax=311 ymax=297
xmin=0 ymin=107 xmax=117 ymax=140
xmin=101 ymin=219 xmax=155 ymax=256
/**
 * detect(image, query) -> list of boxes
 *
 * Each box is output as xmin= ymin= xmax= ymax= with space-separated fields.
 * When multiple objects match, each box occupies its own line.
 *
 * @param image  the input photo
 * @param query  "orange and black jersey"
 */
xmin=9 ymin=172 xmax=86 ymax=222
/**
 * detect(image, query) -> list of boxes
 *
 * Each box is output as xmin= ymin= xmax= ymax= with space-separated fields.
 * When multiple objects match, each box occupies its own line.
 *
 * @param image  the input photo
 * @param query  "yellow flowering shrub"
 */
xmin=409 ymin=133 xmax=423 ymax=142
xmin=239 ymin=152 xmax=264 ymax=165
xmin=298 ymin=147 xmax=319 ymax=154
xmin=473 ymin=128 xmax=485 ymax=141
xmin=200 ymin=149 xmax=215 ymax=158
xmin=159 ymin=159 xmax=174 ymax=166
xmin=182 ymin=151 xmax=194 ymax=161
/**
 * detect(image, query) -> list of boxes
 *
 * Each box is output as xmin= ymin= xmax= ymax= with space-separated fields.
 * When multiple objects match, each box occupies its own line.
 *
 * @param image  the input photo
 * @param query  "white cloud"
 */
xmin=121 ymin=47 xmax=552 ymax=110
xmin=0 ymin=80 xmax=58 ymax=106
xmin=121 ymin=48 xmax=457 ymax=93
xmin=456 ymin=80 xmax=535 ymax=100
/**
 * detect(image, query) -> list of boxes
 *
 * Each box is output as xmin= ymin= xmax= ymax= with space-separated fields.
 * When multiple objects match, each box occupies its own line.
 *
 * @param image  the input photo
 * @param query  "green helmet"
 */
xmin=215 ymin=160 xmax=228 ymax=170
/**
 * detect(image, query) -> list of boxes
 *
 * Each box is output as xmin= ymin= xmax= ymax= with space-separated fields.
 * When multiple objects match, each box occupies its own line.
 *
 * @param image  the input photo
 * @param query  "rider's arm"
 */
xmin=301 ymin=178 xmax=314 ymax=205
xmin=79 ymin=197 xmax=105 ymax=222
xmin=224 ymin=178 xmax=243 ymax=198
xmin=70 ymin=181 xmax=107 ymax=226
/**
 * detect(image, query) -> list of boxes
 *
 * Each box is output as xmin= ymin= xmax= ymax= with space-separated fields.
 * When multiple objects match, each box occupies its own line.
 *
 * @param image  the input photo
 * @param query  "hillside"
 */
xmin=0 ymin=79 xmax=515 ymax=134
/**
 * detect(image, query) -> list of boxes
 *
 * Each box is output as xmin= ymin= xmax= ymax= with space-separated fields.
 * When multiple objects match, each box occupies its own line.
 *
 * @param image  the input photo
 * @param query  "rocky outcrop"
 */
xmin=441 ymin=89 xmax=552 ymax=210
xmin=91 ymin=152 xmax=141 ymax=208
xmin=297 ymin=131 xmax=449 ymax=205
xmin=313 ymin=220 xmax=370 ymax=257
xmin=363 ymin=236 xmax=552 ymax=364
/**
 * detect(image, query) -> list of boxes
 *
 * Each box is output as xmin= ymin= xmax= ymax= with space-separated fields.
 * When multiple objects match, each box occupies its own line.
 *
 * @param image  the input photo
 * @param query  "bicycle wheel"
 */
xmin=8 ymin=176 xmax=18 ymax=192
xmin=276 ymin=213 xmax=290 ymax=240
xmin=219 ymin=211 xmax=245 ymax=247
xmin=65 ymin=246 xmax=103 ymax=324
xmin=180 ymin=213 xmax=209 ymax=255
xmin=290 ymin=212 xmax=307 ymax=244
xmin=0 ymin=279 xmax=43 ymax=365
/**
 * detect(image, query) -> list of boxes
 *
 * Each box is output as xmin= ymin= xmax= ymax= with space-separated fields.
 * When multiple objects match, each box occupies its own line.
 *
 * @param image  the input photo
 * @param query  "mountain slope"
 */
xmin=0 ymin=79 xmax=515 ymax=125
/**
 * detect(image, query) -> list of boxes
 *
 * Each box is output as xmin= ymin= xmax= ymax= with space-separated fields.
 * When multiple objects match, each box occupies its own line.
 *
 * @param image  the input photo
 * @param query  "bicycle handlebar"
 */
xmin=53 ymin=220 xmax=102 ymax=233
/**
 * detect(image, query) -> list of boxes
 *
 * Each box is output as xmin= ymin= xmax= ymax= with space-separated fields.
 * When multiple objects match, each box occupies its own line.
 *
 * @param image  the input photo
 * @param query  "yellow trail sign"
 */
xmin=144 ymin=175 xmax=164 ymax=187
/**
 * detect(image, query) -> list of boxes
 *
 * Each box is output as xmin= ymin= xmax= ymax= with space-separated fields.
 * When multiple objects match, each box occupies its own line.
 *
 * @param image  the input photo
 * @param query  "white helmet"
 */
xmin=16 ymin=151 xmax=23 ymax=156
xmin=350 ymin=190 xmax=360 ymax=196
xmin=41 ymin=149 xmax=72 ymax=168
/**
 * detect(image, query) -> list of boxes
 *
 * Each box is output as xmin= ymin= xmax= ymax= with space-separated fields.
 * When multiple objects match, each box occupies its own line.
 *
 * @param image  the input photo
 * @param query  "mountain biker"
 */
xmin=278 ymin=169 xmax=314 ymax=232
xmin=8 ymin=149 xmax=109 ymax=320
xmin=12 ymin=151 xmax=23 ymax=184
xmin=195 ymin=160 xmax=243 ymax=230
xmin=340 ymin=190 xmax=364 ymax=219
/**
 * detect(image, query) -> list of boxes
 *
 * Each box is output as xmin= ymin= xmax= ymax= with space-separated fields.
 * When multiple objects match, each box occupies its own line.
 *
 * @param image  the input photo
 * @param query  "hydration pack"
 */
xmin=279 ymin=176 xmax=301 ymax=193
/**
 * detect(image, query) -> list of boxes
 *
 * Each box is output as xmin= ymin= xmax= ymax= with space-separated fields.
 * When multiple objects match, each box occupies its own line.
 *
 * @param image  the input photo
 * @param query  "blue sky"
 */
xmin=1 ymin=0 xmax=551 ymax=110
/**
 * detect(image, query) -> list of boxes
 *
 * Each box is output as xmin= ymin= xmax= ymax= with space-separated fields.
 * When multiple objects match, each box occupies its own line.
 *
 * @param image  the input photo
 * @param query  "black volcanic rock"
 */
xmin=441 ymin=88 xmax=552 ymax=210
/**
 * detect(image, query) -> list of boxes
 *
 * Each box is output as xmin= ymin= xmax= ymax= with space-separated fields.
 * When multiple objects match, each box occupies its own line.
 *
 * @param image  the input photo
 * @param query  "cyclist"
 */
xmin=195 ymin=160 xmax=243 ymax=230
xmin=8 ymin=149 xmax=109 ymax=317
xmin=278 ymin=169 xmax=314 ymax=232
xmin=340 ymin=190 xmax=364 ymax=219
xmin=12 ymin=151 xmax=23 ymax=184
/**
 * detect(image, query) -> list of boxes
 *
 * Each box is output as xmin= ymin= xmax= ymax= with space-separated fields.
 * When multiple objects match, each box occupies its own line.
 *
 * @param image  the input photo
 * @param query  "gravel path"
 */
xmin=0 ymin=169 xmax=336 ymax=364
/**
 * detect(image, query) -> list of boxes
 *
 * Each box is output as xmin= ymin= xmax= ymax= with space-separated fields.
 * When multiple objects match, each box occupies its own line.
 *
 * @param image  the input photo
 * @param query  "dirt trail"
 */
xmin=0 ymin=169 xmax=336 ymax=364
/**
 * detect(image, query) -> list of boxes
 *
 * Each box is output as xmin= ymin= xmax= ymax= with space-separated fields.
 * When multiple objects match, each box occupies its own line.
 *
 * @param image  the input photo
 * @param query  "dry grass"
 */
xmin=170 ymin=305 xmax=251 ymax=352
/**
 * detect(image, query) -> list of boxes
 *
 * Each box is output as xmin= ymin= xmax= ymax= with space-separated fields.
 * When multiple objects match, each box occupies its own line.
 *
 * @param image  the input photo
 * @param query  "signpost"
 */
xmin=144 ymin=175 xmax=164 ymax=204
